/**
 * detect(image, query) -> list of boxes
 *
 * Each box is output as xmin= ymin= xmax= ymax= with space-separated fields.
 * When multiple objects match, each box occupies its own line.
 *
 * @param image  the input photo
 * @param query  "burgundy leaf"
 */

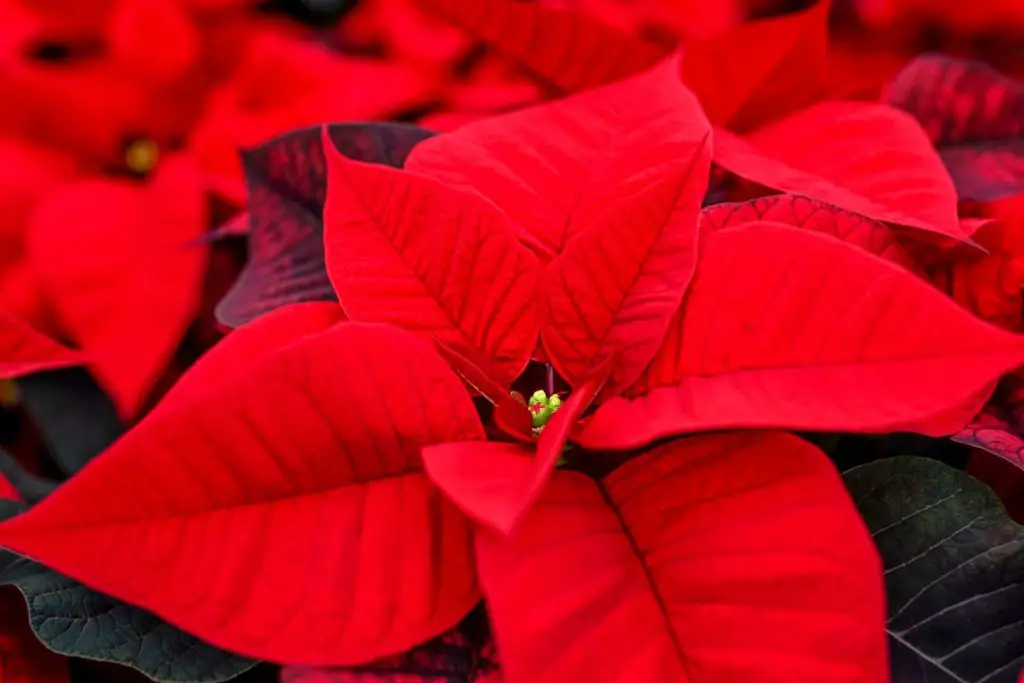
xmin=885 ymin=55 xmax=1024 ymax=202
xmin=700 ymin=194 xmax=915 ymax=268
xmin=280 ymin=610 xmax=498 ymax=683
xmin=939 ymin=141 xmax=1024 ymax=202
xmin=954 ymin=375 xmax=1024 ymax=471
xmin=216 ymin=123 xmax=436 ymax=328
xmin=885 ymin=54 xmax=1024 ymax=145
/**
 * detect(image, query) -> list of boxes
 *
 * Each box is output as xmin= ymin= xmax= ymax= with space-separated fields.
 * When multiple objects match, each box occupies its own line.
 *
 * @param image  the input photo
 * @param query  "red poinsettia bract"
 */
xmin=2 ymin=55 xmax=1024 ymax=683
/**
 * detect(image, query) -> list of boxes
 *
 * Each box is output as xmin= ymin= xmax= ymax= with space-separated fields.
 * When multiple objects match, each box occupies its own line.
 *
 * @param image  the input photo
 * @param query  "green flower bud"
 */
xmin=548 ymin=394 xmax=562 ymax=411
xmin=528 ymin=389 xmax=548 ymax=406
xmin=530 ymin=402 xmax=553 ymax=428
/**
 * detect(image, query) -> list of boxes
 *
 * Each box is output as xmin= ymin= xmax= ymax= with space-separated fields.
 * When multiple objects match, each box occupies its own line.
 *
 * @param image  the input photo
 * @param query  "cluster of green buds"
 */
xmin=527 ymin=389 xmax=562 ymax=430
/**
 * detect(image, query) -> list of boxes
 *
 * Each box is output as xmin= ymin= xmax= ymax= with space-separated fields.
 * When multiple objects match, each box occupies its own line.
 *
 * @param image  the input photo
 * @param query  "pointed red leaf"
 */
xmin=0 ymin=323 xmax=484 ymax=665
xmin=477 ymin=432 xmax=887 ymax=683
xmin=714 ymin=102 xmax=965 ymax=241
xmin=406 ymin=57 xmax=710 ymax=263
xmin=25 ymin=155 xmax=207 ymax=419
xmin=161 ymin=302 xmax=347 ymax=412
xmin=216 ymin=124 xmax=436 ymax=328
xmin=412 ymin=0 xmax=665 ymax=94
xmin=885 ymin=54 xmax=1024 ymax=146
xmin=323 ymin=135 xmax=540 ymax=386
xmin=580 ymin=223 xmax=1024 ymax=450
xmin=0 ymin=589 xmax=70 ymax=683
xmin=700 ymin=194 xmax=915 ymax=268
xmin=423 ymin=360 xmax=611 ymax=534
xmin=432 ymin=337 xmax=510 ymax=405
xmin=681 ymin=0 xmax=830 ymax=132
xmin=954 ymin=375 xmax=1024 ymax=471
xmin=0 ymin=471 xmax=18 ymax=501
xmin=107 ymin=0 xmax=200 ymax=86
xmin=492 ymin=398 xmax=534 ymax=444
xmin=0 ymin=311 xmax=82 ymax=379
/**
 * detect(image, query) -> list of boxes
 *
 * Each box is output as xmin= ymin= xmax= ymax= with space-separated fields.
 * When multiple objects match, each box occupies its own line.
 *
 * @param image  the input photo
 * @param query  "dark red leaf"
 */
xmin=885 ymin=54 xmax=1024 ymax=145
xmin=954 ymin=374 xmax=1024 ymax=471
xmin=406 ymin=56 xmax=708 ymax=265
xmin=323 ymin=134 xmax=540 ymax=386
xmin=477 ymin=432 xmax=887 ymax=683
xmin=886 ymin=55 xmax=1024 ymax=202
xmin=25 ymin=155 xmax=207 ymax=419
xmin=412 ymin=0 xmax=666 ymax=94
xmin=700 ymin=194 xmax=916 ymax=268
xmin=938 ymin=141 xmax=1024 ymax=202
xmin=714 ymin=102 xmax=966 ymax=241
xmin=580 ymin=223 xmax=1024 ymax=450
xmin=423 ymin=358 xmax=611 ymax=534
xmin=216 ymin=123 xmax=436 ymax=329
xmin=0 ymin=311 xmax=82 ymax=379
xmin=680 ymin=0 xmax=830 ymax=132
xmin=0 ymin=323 xmax=484 ymax=665
xmin=280 ymin=611 xmax=498 ymax=683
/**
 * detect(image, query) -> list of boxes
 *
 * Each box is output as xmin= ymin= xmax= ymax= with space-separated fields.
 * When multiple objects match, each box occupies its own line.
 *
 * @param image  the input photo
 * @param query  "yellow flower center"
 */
xmin=125 ymin=139 xmax=159 ymax=175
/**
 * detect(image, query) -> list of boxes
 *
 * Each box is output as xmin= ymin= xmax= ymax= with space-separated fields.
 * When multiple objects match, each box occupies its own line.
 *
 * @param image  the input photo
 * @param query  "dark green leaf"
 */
xmin=845 ymin=456 xmax=1024 ymax=683
xmin=15 ymin=367 xmax=122 ymax=476
xmin=0 ymin=500 xmax=255 ymax=682
xmin=0 ymin=447 xmax=58 ymax=503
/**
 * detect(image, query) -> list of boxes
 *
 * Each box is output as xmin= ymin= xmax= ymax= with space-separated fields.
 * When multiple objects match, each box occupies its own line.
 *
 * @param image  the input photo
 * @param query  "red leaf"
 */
xmin=929 ymin=218 xmax=1024 ymax=331
xmin=477 ymin=432 xmax=887 ymax=683
xmin=955 ymin=375 xmax=1024 ymax=471
xmin=700 ymin=194 xmax=916 ymax=268
xmin=680 ymin=0 xmax=830 ymax=132
xmin=406 ymin=57 xmax=710 ymax=264
xmin=0 ymin=588 xmax=69 ymax=683
xmin=580 ymin=223 xmax=1024 ymax=450
xmin=323 ymin=133 xmax=540 ymax=386
xmin=423 ymin=359 xmax=611 ymax=534
xmin=106 ymin=0 xmax=201 ymax=86
xmin=885 ymin=54 xmax=1024 ymax=146
xmin=431 ymin=337 xmax=510 ymax=406
xmin=26 ymin=155 xmax=208 ymax=418
xmin=412 ymin=0 xmax=665 ymax=94
xmin=714 ymin=102 xmax=965 ymax=241
xmin=0 ymin=323 xmax=484 ymax=664
xmin=0 ymin=311 xmax=82 ymax=379
xmin=0 ymin=471 xmax=18 ymax=501
xmin=216 ymin=124 xmax=435 ymax=328
xmin=162 ymin=302 xmax=347 ymax=412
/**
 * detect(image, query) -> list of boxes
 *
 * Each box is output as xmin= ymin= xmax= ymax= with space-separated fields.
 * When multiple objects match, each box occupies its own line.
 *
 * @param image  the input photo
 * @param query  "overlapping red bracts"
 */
xmin=0 ymin=2 xmax=1023 ymax=682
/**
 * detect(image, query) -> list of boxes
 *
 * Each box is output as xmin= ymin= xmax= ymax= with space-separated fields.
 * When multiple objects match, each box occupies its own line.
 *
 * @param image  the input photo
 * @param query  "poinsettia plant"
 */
xmin=2 ymin=2 xmax=1024 ymax=683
